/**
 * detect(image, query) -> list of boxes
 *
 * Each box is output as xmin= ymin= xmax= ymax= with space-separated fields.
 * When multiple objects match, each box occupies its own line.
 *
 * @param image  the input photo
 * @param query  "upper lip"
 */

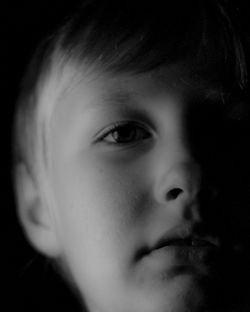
xmin=134 ymin=227 xmax=221 ymax=260
xmin=152 ymin=227 xmax=220 ymax=251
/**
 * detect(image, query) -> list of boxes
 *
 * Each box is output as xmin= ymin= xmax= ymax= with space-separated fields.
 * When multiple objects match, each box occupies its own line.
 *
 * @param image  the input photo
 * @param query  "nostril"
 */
xmin=167 ymin=188 xmax=183 ymax=200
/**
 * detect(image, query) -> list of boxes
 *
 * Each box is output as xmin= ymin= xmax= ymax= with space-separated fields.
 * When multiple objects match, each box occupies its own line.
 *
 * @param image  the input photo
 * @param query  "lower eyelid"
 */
xmin=95 ymin=121 xmax=151 ymax=140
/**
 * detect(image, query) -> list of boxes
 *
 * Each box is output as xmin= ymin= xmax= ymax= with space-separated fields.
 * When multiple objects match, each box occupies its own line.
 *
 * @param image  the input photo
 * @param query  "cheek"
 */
xmin=50 ymin=152 xmax=149 ymax=256
xmin=50 ymin=152 xmax=154 ymax=306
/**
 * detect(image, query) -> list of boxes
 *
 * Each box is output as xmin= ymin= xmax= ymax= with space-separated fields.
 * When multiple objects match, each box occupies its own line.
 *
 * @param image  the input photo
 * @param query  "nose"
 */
xmin=155 ymin=161 xmax=202 ymax=222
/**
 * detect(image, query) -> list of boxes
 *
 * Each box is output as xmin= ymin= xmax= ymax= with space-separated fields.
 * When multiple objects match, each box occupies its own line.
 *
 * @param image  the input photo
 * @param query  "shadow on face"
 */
xmin=184 ymin=93 xmax=250 ymax=310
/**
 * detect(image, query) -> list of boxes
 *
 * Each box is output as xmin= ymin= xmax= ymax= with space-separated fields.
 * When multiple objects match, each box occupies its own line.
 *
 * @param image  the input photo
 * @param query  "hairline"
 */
xmin=13 ymin=0 xmax=249 ymax=190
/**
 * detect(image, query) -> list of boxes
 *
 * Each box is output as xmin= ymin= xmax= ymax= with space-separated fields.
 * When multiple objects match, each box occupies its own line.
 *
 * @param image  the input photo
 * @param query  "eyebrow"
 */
xmin=82 ymin=88 xmax=157 ymax=129
xmin=86 ymin=89 xmax=139 ymax=112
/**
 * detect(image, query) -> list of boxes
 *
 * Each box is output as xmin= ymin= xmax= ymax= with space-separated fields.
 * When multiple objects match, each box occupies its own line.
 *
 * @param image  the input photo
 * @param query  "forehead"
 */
xmin=45 ymin=61 xmax=250 ymax=178
xmin=51 ymin=62 xmax=223 ymax=119
xmin=45 ymin=63 xmax=227 ymax=164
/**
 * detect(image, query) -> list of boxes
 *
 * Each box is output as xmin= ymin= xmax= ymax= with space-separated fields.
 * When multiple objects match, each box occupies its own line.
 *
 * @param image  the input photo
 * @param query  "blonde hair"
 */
xmin=12 ymin=0 xmax=248 ymax=188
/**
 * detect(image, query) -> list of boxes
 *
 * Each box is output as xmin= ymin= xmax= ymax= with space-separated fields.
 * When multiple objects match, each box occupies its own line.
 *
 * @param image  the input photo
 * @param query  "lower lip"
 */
xmin=145 ymin=245 xmax=219 ymax=274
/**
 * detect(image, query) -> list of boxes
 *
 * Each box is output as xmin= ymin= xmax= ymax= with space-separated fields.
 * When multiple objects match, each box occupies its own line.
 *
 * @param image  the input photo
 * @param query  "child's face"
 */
xmin=47 ymin=63 xmax=250 ymax=312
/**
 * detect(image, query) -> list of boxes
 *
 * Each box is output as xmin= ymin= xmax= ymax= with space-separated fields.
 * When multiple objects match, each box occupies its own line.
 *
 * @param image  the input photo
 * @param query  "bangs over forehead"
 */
xmin=13 ymin=0 xmax=249 ymax=182
xmin=56 ymin=0 xmax=247 ymax=89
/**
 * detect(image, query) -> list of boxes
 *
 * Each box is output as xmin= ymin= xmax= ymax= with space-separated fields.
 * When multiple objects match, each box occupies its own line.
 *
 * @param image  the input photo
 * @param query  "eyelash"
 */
xmin=96 ymin=121 xmax=151 ymax=145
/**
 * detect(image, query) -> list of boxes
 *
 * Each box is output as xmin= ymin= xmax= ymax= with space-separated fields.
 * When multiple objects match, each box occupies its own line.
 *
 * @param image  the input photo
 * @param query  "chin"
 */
xmin=135 ymin=275 xmax=210 ymax=312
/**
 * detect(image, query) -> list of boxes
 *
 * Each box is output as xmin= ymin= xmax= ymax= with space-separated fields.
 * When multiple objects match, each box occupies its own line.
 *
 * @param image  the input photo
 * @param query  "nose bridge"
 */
xmin=152 ymin=99 xmax=204 ymax=219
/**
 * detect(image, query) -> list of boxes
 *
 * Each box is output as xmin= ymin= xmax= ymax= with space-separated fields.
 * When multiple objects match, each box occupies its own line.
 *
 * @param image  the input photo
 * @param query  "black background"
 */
xmin=2 ymin=1 xmax=250 ymax=311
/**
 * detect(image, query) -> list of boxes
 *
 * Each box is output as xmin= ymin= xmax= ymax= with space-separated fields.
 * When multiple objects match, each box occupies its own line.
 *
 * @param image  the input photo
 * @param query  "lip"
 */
xmin=154 ymin=236 xmax=217 ymax=250
xmin=134 ymin=226 xmax=221 ymax=262
xmin=140 ymin=230 xmax=221 ymax=274
xmin=148 ymin=226 xmax=221 ymax=256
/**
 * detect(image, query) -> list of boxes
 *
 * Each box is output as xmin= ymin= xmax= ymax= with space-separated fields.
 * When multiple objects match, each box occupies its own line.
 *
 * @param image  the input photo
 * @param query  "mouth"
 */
xmin=143 ymin=232 xmax=221 ymax=274
xmin=151 ymin=224 xmax=221 ymax=252
xmin=154 ymin=236 xmax=217 ymax=250
xmin=135 ymin=227 xmax=221 ymax=262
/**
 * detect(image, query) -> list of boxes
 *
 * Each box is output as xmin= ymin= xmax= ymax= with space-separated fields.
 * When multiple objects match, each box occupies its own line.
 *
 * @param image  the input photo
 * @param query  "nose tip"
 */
xmin=164 ymin=165 xmax=202 ymax=222
xmin=156 ymin=162 xmax=202 ymax=216
xmin=166 ymin=163 xmax=201 ymax=200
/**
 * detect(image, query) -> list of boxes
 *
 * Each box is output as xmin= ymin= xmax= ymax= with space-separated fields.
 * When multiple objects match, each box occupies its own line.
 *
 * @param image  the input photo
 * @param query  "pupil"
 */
xmin=113 ymin=127 xmax=135 ymax=142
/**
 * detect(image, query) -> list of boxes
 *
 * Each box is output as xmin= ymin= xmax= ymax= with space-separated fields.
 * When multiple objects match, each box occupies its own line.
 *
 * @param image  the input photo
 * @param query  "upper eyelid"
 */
xmin=94 ymin=120 xmax=153 ymax=142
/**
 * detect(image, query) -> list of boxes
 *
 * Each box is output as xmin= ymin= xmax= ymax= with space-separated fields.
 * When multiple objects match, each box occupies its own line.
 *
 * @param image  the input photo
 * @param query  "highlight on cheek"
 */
xmin=94 ymin=121 xmax=152 ymax=145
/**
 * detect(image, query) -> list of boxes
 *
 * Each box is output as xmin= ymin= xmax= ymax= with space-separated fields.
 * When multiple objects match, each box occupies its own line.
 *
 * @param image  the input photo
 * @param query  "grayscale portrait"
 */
xmin=9 ymin=1 xmax=250 ymax=311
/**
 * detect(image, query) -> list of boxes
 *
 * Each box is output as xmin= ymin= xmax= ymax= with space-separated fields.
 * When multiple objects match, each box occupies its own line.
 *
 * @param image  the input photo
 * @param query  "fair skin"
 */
xmin=17 ymin=63 xmax=250 ymax=312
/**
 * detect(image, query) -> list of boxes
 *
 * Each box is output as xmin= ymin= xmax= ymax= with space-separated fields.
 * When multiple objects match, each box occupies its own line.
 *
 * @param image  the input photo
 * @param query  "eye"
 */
xmin=96 ymin=121 xmax=151 ymax=145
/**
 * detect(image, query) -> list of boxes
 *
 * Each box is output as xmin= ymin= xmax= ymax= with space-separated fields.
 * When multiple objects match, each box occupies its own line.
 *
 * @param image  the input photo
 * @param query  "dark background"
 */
xmin=2 ymin=1 xmax=250 ymax=311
